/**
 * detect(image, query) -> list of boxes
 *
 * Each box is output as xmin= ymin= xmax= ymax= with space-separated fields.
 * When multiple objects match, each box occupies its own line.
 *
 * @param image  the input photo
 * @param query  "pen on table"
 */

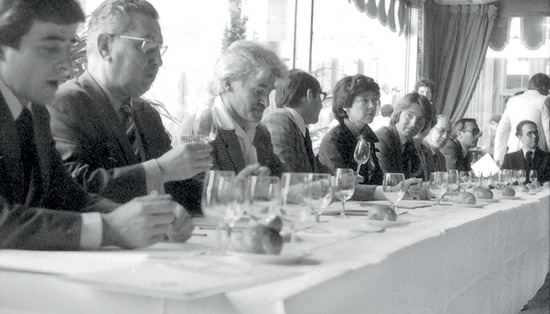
xmin=192 ymin=232 xmax=208 ymax=237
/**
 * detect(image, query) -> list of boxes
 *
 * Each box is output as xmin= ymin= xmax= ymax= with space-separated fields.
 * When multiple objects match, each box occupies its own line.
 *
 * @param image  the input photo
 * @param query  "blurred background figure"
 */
xmin=370 ymin=104 xmax=393 ymax=131
xmin=488 ymin=114 xmax=502 ymax=157
xmin=414 ymin=78 xmax=436 ymax=102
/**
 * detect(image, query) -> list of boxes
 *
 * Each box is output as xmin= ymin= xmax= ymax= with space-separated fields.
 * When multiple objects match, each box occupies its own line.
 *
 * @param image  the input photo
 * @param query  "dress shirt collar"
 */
xmin=0 ymin=76 xmax=30 ymax=120
xmin=343 ymin=118 xmax=362 ymax=137
xmin=286 ymin=107 xmax=307 ymax=137
xmin=522 ymin=148 xmax=536 ymax=159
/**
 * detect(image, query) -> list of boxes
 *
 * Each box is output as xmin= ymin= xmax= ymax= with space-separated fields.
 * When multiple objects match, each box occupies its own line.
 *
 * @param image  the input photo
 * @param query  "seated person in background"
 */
xmin=48 ymin=0 xmax=211 ymax=215
xmin=375 ymin=92 xmax=434 ymax=179
xmin=0 ymin=0 xmax=192 ymax=250
xmin=318 ymin=74 xmax=384 ymax=186
xmin=262 ymin=69 xmax=330 ymax=173
xmin=441 ymin=118 xmax=482 ymax=171
xmin=424 ymin=115 xmax=452 ymax=172
xmin=414 ymin=78 xmax=436 ymax=103
xmin=501 ymin=120 xmax=550 ymax=183
xmin=196 ymin=40 xmax=288 ymax=176
xmin=369 ymin=104 xmax=393 ymax=131
xmin=411 ymin=103 xmax=437 ymax=181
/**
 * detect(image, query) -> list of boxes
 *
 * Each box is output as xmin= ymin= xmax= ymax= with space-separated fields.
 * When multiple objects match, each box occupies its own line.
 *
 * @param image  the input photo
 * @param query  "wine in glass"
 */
xmin=201 ymin=170 xmax=240 ymax=254
xmin=529 ymin=170 xmax=538 ymax=184
xmin=428 ymin=172 xmax=447 ymax=205
xmin=306 ymin=173 xmax=333 ymax=226
xmin=247 ymin=176 xmax=281 ymax=224
xmin=458 ymin=171 xmax=471 ymax=191
xmin=446 ymin=169 xmax=459 ymax=193
xmin=332 ymin=168 xmax=355 ymax=218
xmin=280 ymin=173 xmax=311 ymax=243
xmin=180 ymin=107 xmax=218 ymax=144
xmin=382 ymin=173 xmax=406 ymax=213
xmin=353 ymin=137 xmax=371 ymax=174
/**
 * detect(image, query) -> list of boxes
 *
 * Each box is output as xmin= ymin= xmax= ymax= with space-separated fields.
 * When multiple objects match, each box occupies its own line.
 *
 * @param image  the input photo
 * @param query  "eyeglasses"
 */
xmin=463 ymin=128 xmax=482 ymax=137
xmin=109 ymin=34 xmax=168 ymax=56
xmin=320 ymin=91 xmax=328 ymax=102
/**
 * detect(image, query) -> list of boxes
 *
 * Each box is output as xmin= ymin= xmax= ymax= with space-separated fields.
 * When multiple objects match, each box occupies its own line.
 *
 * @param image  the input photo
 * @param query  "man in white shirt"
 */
xmin=494 ymin=73 xmax=550 ymax=165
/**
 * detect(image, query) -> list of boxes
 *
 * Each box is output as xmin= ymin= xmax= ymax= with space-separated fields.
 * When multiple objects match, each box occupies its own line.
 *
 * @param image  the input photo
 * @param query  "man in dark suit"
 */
xmin=0 ymin=0 xmax=192 ymax=250
xmin=424 ymin=115 xmax=452 ymax=172
xmin=263 ymin=69 xmax=330 ymax=173
xmin=501 ymin=120 xmax=550 ymax=183
xmin=48 ymin=0 xmax=212 ymax=215
xmin=441 ymin=118 xmax=482 ymax=171
xmin=190 ymin=40 xmax=287 ymax=177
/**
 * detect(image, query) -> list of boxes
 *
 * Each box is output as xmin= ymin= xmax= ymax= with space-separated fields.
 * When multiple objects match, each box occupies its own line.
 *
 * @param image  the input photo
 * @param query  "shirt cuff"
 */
xmin=80 ymin=213 xmax=102 ymax=249
xmin=143 ymin=159 xmax=166 ymax=194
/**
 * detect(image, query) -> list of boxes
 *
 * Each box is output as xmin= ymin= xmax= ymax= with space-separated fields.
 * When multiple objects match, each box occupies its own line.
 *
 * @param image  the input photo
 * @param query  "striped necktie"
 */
xmin=120 ymin=101 xmax=140 ymax=158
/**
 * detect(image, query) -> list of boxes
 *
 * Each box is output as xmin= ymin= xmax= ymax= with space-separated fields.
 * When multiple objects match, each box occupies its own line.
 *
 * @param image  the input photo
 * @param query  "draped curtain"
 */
xmin=423 ymin=2 xmax=497 ymax=122
xmin=347 ymin=0 xmax=411 ymax=35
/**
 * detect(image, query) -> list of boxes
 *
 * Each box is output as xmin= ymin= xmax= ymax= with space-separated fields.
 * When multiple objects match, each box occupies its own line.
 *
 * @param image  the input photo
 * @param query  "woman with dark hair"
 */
xmin=318 ymin=74 xmax=383 ymax=185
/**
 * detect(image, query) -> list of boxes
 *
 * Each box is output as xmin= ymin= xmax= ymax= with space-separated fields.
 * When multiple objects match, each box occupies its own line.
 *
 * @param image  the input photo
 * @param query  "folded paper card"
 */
xmin=471 ymin=153 xmax=500 ymax=177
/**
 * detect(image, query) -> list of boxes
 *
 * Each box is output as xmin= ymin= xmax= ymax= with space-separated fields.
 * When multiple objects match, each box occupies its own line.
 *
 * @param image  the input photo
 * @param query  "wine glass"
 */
xmin=332 ymin=168 xmax=355 ymax=218
xmin=515 ymin=169 xmax=526 ymax=185
xmin=529 ymin=170 xmax=538 ymax=184
xmin=446 ymin=169 xmax=459 ymax=193
xmin=428 ymin=172 xmax=447 ymax=205
xmin=501 ymin=169 xmax=515 ymax=186
xmin=180 ymin=107 xmax=218 ymax=144
xmin=280 ymin=173 xmax=311 ymax=243
xmin=247 ymin=176 xmax=281 ymax=224
xmin=458 ymin=171 xmax=471 ymax=191
xmin=201 ymin=170 xmax=239 ymax=253
xmin=382 ymin=173 xmax=406 ymax=213
xmin=306 ymin=173 xmax=333 ymax=226
xmin=470 ymin=170 xmax=481 ymax=192
xmin=353 ymin=138 xmax=371 ymax=174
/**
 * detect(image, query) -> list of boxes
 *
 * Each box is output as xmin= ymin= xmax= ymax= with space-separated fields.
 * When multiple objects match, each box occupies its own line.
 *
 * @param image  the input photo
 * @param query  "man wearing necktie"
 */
xmin=48 ymin=0 xmax=212 ymax=215
xmin=501 ymin=120 xmax=550 ymax=183
xmin=442 ymin=118 xmax=482 ymax=172
xmin=0 ymin=0 xmax=191 ymax=250
xmin=263 ymin=69 xmax=331 ymax=174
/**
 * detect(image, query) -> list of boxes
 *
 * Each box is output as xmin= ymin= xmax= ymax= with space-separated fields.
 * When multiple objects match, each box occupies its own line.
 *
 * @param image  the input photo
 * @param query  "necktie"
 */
xmin=525 ymin=151 xmax=533 ymax=182
xmin=304 ymin=128 xmax=316 ymax=173
xmin=120 ymin=101 xmax=140 ymax=158
xmin=15 ymin=107 xmax=40 ymax=199
xmin=402 ymin=141 xmax=419 ymax=178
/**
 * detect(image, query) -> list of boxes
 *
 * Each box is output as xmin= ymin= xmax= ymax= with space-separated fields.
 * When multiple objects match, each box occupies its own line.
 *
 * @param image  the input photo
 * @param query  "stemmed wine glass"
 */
xmin=515 ymin=169 xmax=526 ymax=185
xmin=201 ymin=170 xmax=242 ymax=254
xmin=332 ymin=168 xmax=355 ymax=218
xmin=305 ymin=173 xmax=333 ymax=229
xmin=428 ymin=172 xmax=447 ymax=206
xmin=280 ymin=173 xmax=311 ymax=243
xmin=458 ymin=171 xmax=471 ymax=191
xmin=529 ymin=170 xmax=538 ymax=184
xmin=353 ymin=137 xmax=371 ymax=174
xmin=470 ymin=170 xmax=481 ymax=192
xmin=382 ymin=173 xmax=406 ymax=213
xmin=446 ymin=169 xmax=459 ymax=193
xmin=180 ymin=107 xmax=218 ymax=144
xmin=247 ymin=176 xmax=281 ymax=224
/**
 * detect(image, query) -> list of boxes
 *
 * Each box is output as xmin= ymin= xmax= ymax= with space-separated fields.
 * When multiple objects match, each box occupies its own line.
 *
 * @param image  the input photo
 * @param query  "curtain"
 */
xmin=349 ymin=0 xmax=410 ymax=35
xmin=423 ymin=2 xmax=497 ymax=122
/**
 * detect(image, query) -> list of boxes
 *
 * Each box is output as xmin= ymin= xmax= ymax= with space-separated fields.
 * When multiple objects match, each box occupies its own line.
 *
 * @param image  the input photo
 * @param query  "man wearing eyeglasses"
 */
xmin=48 ymin=0 xmax=212 ymax=218
xmin=262 ymin=69 xmax=330 ymax=173
xmin=441 ymin=118 xmax=482 ymax=171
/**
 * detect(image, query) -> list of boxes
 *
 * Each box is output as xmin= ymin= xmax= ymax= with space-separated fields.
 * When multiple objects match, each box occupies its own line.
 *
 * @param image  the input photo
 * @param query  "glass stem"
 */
xmin=340 ymin=200 xmax=347 ymax=218
xmin=315 ymin=213 xmax=321 ymax=223
xmin=436 ymin=197 xmax=441 ymax=205
xmin=356 ymin=164 xmax=361 ymax=175
xmin=290 ymin=225 xmax=297 ymax=243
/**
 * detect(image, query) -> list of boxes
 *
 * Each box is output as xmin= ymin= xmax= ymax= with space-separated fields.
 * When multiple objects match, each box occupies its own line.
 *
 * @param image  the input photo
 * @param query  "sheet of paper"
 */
xmin=471 ymin=153 xmax=500 ymax=177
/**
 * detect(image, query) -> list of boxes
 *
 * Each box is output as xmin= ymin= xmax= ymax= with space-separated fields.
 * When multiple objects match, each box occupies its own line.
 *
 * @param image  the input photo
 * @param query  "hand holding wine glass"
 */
xmin=353 ymin=137 xmax=371 ymax=174
xmin=332 ymin=168 xmax=355 ymax=218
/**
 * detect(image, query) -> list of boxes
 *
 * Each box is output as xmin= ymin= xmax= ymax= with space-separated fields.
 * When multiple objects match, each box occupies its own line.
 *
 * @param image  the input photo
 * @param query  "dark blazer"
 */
xmin=375 ymin=124 xmax=425 ymax=179
xmin=425 ymin=145 xmax=447 ymax=173
xmin=262 ymin=108 xmax=330 ymax=173
xmin=208 ymin=114 xmax=286 ymax=177
xmin=441 ymin=139 xmax=470 ymax=171
xmin=501 ymin=148 xmax=550 ymax=183
xmin=318 ymin=121 xmax=383 ymax=185
xmin=0 ymin=97 xmax=116 ymax=250
xmin=48 ymin=71 xmax=201 ymax=213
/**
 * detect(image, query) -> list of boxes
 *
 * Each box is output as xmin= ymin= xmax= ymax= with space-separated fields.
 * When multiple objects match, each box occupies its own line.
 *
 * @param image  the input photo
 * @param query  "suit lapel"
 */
xmin=0 ymin=96 xmax=25 ymax=202
xmin=78 ymin=71 xmax=138 ymax=164
xmin=253 ymin=126 xmax=269 ymax=169
xmin=219 ymin=128 xmax=246 ymax=173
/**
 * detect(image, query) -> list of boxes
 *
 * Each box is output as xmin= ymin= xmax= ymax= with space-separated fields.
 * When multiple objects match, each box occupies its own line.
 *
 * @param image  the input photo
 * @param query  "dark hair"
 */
xmin=414 ymin=78 xmax=435 ymax=93
xmin=380 ymin=104 xmax=393 ymax=117
xmin=490 ymin=114 xmax=502 ymax=124
xmin=528 ymin=73 xmax=550 ymax=96
xmin=515 ymin=120 xmax=538 ymax=137
xmin=275 ymin=69 xmax=321 ymax=109
xmin=390 ymin=92 xmax=436 ymax=133
xmin=0 ymin=0 xmax=85 ymax=48
xmin=451 ymin=118 xmax=477 ymax=139
xmin=332 ymin=74 xmax=380 ymax=120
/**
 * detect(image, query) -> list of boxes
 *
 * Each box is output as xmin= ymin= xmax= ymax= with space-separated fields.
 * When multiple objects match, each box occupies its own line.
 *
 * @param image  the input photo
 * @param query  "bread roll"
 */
xmin=456 ymin=192 xmax=476 ymax=204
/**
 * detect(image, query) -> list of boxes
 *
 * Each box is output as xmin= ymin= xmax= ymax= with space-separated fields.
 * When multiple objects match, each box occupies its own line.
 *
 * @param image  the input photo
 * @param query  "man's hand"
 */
xmin=157 ymin=143 xmax=213 ymax=182
xmin=167 ymin=205 xmax=195 ymax=243
xmin=236 ymin=163 xmax=270 ymax=180
xmin=404 ymin=178 xmax=430 ymax=200
xmin=101 ymin=193 xmax=181 ymax=248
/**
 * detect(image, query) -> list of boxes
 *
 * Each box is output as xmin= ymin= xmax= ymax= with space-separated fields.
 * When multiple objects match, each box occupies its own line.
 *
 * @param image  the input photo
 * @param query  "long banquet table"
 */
xmin=0 ymin=191 xmax=548 ymax=314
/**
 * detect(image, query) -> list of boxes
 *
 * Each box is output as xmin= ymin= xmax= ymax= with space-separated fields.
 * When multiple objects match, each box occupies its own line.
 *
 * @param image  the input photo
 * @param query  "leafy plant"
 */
xmin=222 ymin=0 xmax=248 ymax=50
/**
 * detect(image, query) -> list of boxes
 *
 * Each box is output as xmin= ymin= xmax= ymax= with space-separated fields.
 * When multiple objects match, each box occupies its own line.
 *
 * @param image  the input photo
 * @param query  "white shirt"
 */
xmin=0 ymin=76 xmax=102 ymax=249
xmin=494 ymin=90 xmax=549 ymax=163
xmin=213 ymin=96 xmax=258 ymax=165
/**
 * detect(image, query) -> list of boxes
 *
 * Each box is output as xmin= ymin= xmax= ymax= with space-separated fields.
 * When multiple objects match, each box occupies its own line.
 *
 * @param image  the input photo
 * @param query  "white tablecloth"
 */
xmin=0 ymin=192 xmax=548 ymax=314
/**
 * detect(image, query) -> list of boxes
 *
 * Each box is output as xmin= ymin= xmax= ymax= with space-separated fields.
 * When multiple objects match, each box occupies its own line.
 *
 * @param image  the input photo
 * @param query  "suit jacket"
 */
xmin=262 ymin=108 xmax=330 ymax=173
xmin=48 ymin=71 xmax=201 ymax=213
xmin=375 ymin=125 xmax=424 ymax=179
xmin=501 ymin=148 xmax=550 ymax=183
xmin=0 ymin=97 xmax=116 ymax=250
xmin=425 ymin=146 xmax=447 ymax=173
xmin=441 ymin=139 xmax=470 ymax=171
xmin=319 ymin=121 xmax=383 ymax=185
xmin=209 ymin=116 xmax=287 ymax=177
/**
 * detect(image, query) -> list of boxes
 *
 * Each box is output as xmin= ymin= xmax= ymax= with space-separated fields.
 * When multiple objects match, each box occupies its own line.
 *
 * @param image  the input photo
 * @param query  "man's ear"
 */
xmin=305 ymin=88 xmax=314 ymax=103
xmin=97 ymin=33 xmax=113 ymax=60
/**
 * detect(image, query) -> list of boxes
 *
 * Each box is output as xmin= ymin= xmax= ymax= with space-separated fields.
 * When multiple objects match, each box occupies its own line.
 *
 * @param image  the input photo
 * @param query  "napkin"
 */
xmin=471 ymin=153 xmax=500 ymax=177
